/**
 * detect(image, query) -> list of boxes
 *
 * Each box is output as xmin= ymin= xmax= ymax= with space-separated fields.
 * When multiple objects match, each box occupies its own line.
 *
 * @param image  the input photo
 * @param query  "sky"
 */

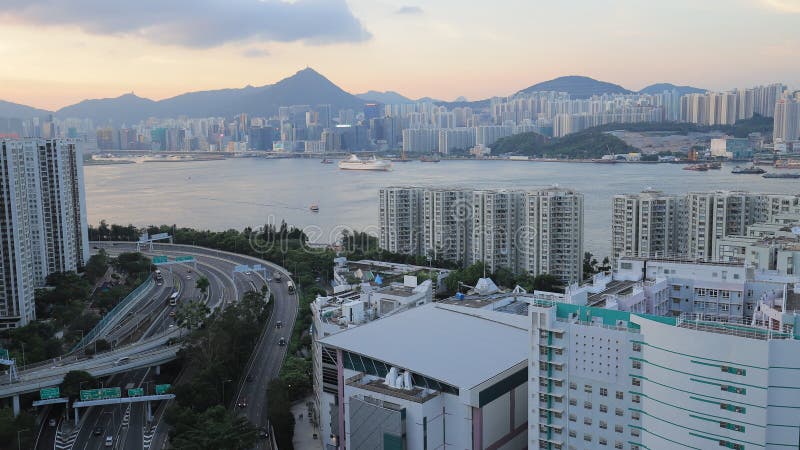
xmin=0 ymin=0 xmax=798 ymax=110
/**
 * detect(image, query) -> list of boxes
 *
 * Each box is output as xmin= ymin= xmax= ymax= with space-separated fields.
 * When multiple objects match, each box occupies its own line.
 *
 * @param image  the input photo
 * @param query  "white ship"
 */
xmin=338 ymin=154 xmax=392 ymax=171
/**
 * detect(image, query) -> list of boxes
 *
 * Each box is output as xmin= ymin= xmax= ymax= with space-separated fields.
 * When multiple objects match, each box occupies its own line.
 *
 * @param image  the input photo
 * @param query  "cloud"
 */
xmin=0 ymin=0 xmax=372 ymax=48
xmin=396 ymin=5 xmax=423 ymax=15
xmin=759 ymin=0 xmax=800 ymax=13
xmin=242 ymin=48 xmax=270 ymax=58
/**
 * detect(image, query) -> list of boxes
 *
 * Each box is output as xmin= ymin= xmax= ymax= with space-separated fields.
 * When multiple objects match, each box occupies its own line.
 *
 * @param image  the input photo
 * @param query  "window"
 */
xmin=569 ymin=430 xmax=576 ymax=438
xmin=632 ymin=378 xmax=641 ymax=387
xmin=584 ymin=417 xmax=592 ymax=426
xmin=600 ymin=404 xmax=608 ymax=413
xmin=721 ymin=385 xmax=746 ymax=395
xmin=584 ymin=385 xmax=593 ymax=394
xmin=632 ymin=360 xmax=642 ymax=369
xmin=584 ymin=401 xmax=592 ymax=410
xmin=632 ymin=395 xmax=641 ymax=404
xmin=600 ymin=387 xmax=608 ymax=397
xmin=570 ymin=382 xmax=577 ymax=390
xmin=615 ymin=425 xmax=623 ymax=433
xmin=615 ymin=408 xmax=624 ymax=417
xmin=569 ymin=414 xmax=576 ymax=422
xmin=616 ymin=391 xmax=624 ymax=400
xmin=720 ymin=421 xmax=745 ymax=432
xmin=631 ymin=429 xmax=640 ymax=437
xmin=721 ymin=304 xmax=730 ymax=312
xmin=632 ymin=342 xmax=641 ymax=352
xmin=615 ymin=442 xmax=623 ymax=449
xmin=570 ymin=398 xmax=577 ymax=406
xmin=721 ymin=366 xmax=746 ymax=376
xmin=599 ymin=437 xmax=607 ymax=446
xmin=722 ymin=291 xmax=731 ymax=299
xmin=720 ymin=403 xmax=746 ymax=414
xmin=600 ymin=420 xmax=608 ymax=429
xmin=632 ymin=412 xmax=640 ymax=421
xmin=584 ymin=434 xmax=592 ymax=442
xmin=718 ymin=440 xmax=744 ymax=450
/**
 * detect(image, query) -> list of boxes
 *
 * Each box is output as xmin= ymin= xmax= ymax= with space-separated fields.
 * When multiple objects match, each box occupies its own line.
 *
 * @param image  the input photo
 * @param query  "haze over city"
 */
xmin=1 ymin=0 xmax=799 ymax=109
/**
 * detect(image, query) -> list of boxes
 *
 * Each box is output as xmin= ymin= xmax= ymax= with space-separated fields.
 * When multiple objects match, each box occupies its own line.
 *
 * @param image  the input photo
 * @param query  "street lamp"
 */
xmin=17 ymin=429 xmax=29 ymax=450
xmin=221 ymin=379 xmax=232 ymax=406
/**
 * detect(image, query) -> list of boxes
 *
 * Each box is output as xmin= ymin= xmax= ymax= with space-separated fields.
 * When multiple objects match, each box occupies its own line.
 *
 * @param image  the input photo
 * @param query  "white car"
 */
xmin=105 ymin=436 xmax=113 ymax=447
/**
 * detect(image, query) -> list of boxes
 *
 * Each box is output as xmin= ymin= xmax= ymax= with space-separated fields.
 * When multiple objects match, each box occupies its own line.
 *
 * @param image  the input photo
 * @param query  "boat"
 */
xmin=706 ymin=162 xmax=721 ymax=170
xmin=763 ymin=173 xmax=800 ymax=179
xmin=775 ymin=159 xmax=800 ymax=169
xmin=420 ymin=153 xmax=441 ymax=163
xmin=732 ymin=165 xmax=766 ymax=174
xmin=320 ymin=158 xmax=334 ymax=164
xmin=338 ymin=154 xmax=392 ymax=171
xmin=391 ymin=149 xmax=412 ymax=162
xmin=309 ymin=203 xmax=320 ymax=212
xmin=683 ymin=164 xmax=708 ymax=171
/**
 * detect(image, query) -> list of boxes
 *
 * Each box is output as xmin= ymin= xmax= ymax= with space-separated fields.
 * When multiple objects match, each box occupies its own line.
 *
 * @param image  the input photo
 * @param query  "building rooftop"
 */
xmin=320 ymin=302 xmax=528 ymax=390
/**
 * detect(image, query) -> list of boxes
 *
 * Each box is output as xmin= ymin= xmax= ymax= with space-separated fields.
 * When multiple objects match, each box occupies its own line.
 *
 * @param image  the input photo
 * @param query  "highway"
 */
xmin=96 ymin=243 xmax=298 ymax=450
xmin=26 ymin=242 xmax=298 ymax=449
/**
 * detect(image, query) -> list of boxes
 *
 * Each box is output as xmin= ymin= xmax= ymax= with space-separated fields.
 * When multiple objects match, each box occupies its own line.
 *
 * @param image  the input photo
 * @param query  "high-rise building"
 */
xmin=773 ymin=94 xmax=800 ymax=143
xmin=528 ymin=292 xmax=800 ymax=450
xmin=380 ymin=186 xmax=584 ymax=283
xmin=402 ymin=128 xmax=439 ymax=154
xmin=0 ymin=139 xmax=88 ymax=329
xmin=437 ymin=127 xmax=475 ymax=154
xmin=611 ymin=191 xmax=686 ymax=263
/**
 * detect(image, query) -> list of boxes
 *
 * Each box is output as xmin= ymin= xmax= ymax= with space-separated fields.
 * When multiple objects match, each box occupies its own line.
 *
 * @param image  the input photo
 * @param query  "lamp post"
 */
xmin=221 ymin=379 xmax=232 ymax=406
xmin=17 ymin=429 xmax=29 ymax=450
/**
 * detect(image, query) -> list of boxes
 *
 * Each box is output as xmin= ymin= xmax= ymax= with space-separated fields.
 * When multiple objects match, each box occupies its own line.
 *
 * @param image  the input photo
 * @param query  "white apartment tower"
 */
xmin=0 ymin=139 xmax=88 ymax=329
xmin=422 ymin=187 xmax=472 ymax=264
xmin=378 ymin=187 xmax=424 ymax=255
xmin=611 ymin=190 xmax=686 ymax=263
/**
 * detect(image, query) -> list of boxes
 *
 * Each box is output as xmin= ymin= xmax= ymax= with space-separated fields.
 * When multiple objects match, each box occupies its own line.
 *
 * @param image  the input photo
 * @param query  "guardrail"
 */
xmin=71 ymin=278 xmax=154 ymax=352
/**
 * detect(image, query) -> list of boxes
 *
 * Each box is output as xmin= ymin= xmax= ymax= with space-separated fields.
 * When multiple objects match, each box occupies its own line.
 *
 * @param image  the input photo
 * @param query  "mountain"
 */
xmin=54 ymin=68 xmax=366 ymax=124
xmin=638 ymin=83 xmax=706 ymax=96
xmin=518 ymin=75 xmax=632 ymax=98
xmin=356 ymin=90 xmax=412 ymax=104
xmin=0 ymin=99 xmax=51 ymax=119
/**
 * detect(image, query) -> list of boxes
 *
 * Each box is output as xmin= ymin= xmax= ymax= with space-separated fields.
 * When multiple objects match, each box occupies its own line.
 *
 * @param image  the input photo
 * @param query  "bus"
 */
xmin=286 ymin=280 xmax=295 ymax=294
xmin=153 ymin=269 xmax=163 ymax=282
xmin=169 ymin=291 xmax=179 ymax=306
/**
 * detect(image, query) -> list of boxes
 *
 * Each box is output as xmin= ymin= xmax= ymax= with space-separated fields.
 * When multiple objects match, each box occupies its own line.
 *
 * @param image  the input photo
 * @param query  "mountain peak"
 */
xmin=519 ymin=75 xmax=632 ymax=98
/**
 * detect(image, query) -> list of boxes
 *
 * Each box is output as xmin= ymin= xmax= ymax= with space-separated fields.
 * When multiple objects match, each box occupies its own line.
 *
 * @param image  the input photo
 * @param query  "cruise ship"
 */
xmin=338 ymin=154 xmax=392 ymax=171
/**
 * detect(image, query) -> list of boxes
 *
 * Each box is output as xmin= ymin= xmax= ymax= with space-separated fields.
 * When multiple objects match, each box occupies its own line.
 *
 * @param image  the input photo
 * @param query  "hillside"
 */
xmin=638 ymin=83 xmax=705 ymax=95
xmin=0 ymin=99 xmax=51 ymax=119
xmin=492 ymin=129 xmax=638 ymax=159
xmin=54 ymin=68 xmax=365 ymax=124
xmin=356 ymin=90 xmax=412 ymax=104
xmin=518 ymin=76 xmax=632 ymax=98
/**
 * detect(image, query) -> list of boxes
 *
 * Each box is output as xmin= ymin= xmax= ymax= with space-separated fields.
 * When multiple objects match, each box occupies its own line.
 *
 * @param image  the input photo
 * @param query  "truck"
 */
xmin=286 ymin=280 xmax=295 ymax=294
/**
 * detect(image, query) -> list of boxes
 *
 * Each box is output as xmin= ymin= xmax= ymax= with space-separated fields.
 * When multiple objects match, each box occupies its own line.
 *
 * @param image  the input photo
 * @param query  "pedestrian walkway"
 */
xmin=291 ymin=396 xmax=322 ymax=450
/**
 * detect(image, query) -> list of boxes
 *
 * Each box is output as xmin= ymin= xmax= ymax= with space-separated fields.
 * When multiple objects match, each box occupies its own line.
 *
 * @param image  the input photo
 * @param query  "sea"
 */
xmin=84 ymin=158 xmax=800 ymax=259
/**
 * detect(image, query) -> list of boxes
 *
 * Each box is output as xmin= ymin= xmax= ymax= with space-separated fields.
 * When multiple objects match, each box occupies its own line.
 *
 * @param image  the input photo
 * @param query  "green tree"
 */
xmin=61 ymin=370 xmax=97 ymax=399
xmin=266 ymin=379 xmax=295 ymax=450
xmin=533 ymin=274 xmax=564 ymax=293
xmin=169 ymin=406 xmax=257 ymax=450
xmin=195 ymin=277 xmax=210 ymax=296
xmin=0 ymin=408 xmax=35 ymax=450
xmin=175 ymin=300 xmax=210 ymax=330
xmin=280 ymin=357 xmax=312 ymax=401
xmin=83 ymin=250 xmax=109 ymax=284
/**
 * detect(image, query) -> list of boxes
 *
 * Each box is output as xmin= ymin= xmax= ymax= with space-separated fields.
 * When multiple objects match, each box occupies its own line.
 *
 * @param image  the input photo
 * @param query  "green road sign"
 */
xmin=155 ymin=384 xmax=171 ymax=395
xmin=0 ymin=348 xmax=8 ymax=360
xmin=80 ymin=387 xmax=121 ymax=401
xmin=128 ymin=388 xmax=144 ymax=397
xmin=40 ymin=387 xmax=60 ymax=400
xmin=175 ymin=256 xmax=194 ymax=262
xmin=153 ymin=256 xmax=168 ymax=264
xmin=101 ymin=387 xmax=121 ymax=399
xmin=80 ymin=389 xmax=102 ymax=401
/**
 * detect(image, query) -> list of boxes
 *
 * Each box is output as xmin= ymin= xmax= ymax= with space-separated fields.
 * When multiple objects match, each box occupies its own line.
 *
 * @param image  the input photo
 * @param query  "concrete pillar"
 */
xmin=12 ymin=395 xmax=19 ymax=417
xmin=74 ymin=407 xmax=80 ymax=427
xmin=154 ymin=365 xmax=161 ymax=375
xmin=146 ymin=402 xmax=152 ymax=422
xmin=472 ymin=406 xmax=482 ymax=450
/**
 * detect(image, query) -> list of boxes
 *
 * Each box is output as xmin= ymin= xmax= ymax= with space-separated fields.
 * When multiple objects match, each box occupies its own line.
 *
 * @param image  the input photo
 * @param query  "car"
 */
xmin=93 ymin=426 xmax=103 ymax=436
xmin=168 ymin=324 xmax=175 ymax=329
xmin=105 ymin=436 xmax=113 ymax=447
xmin=48 ymin=418 xmax=56 ymax=427
xmin=169 ymin=311 xmax=176 ymax=317
xmin=257 ymin=428 xmax=269 ymax=439
xmin=236 ymin=398 xmax=247 ymax=408
xmin=276 ymin=320 xmax=283 ymax=329
xmin=186 ymin=275 xmax=191 ymax=279
xmin=278 ymin=337 xmax=286 ymax=346
xmin=114 ymin=356 xmax=130 ymax=366
xmin=245 ymin=271 xmax=252 ymax=275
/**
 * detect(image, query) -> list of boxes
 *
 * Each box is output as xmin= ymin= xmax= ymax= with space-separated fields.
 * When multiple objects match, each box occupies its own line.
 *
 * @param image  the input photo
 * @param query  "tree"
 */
xmin=175 ymin=300 xmax=210 ymax=330
xmin=0 ymin=408 xmax=34 ymax=450
xmin=61 ymin=370 xmax=97 ymax=399
xmin=195 ymin=277 xmax=210 ymax=296
xmin=169 ymin=406 xmax=257 ymax=450
xmin=83 ymin=250 xmax=109 ymax=284
xmin=583 ymin=252 xmax=599 ymax=277
xmin=533 ymin=274 xmax=563 ymax=293
xmin=267 ymin=380 xmax=295 ymax=450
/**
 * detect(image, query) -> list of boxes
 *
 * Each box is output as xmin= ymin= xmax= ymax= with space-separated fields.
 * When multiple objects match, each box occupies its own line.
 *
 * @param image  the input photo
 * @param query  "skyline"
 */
xmin=0 ymin=0 xmax=798 ymax=110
